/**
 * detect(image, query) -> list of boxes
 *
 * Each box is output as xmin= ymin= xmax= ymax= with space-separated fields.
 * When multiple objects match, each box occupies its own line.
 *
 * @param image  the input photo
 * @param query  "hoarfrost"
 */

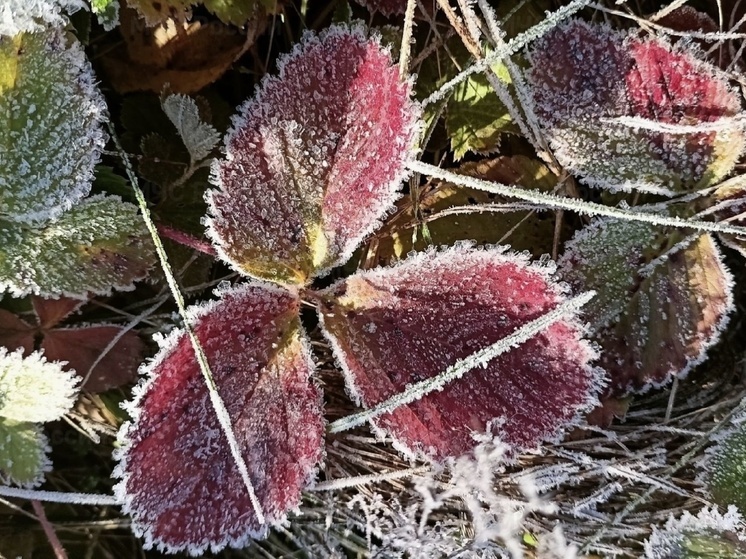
xmin=0 ymin=0 xmax=85 ymax=37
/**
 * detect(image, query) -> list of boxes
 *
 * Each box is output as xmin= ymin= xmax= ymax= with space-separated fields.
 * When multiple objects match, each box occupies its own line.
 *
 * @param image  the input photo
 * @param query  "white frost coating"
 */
xmin=408 ymin=160 xmax=746 ymax=237
xmin=0 ymin=421 xmax=51 ymax=488
xmin=0 ymin=0 xmax=85 ymax=37
xmin=327 ymin=291 xmax=596 ymax=434
xmin=0 ymin=27 xmax=107 ymax=224
xmin=162 ymin=94 xmax=220 ymax=165
xmin=0 ymin=347 xmax=79 ymax=423
xmin=206 ymin=22 xmax=421 ymax=286
xmin=0 ymin=485 xmax=119 ymax=505
xmin=643 ymin=506 xmax=746 ymax=558
xmin=113 ymin=281 xmax=319 ymax=556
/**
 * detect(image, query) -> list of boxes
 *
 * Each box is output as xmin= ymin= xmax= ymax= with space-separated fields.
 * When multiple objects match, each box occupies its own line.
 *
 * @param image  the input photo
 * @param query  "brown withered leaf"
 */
xmin=371 ymin=156 xmax=566 ymax=266
xmin=100 ymin=7 xmax=266 ymax=94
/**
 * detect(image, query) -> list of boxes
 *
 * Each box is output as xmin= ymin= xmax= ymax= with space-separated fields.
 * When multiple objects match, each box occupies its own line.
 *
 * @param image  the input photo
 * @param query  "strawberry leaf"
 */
xmin=0 ymin=194 xmax=155 ymax=299
xmin=0 ymin=28 xmax=106 ymax=223
xmin=702 ymin=408 xmax=746 ymax=514
xmin=207 ymin=25 xmax=420 ymax=286
xmin=0 ymin=348 xmax=79 ymax=423
xmin=705 ymin=174 xmax=746 ymax=257
xmin=528 ymin=19 xmax=745 ymax=194
xmin=31 ymin=296 xmax=83 ymax=330
xmin=353 ymin=0 xmax=406 ymax=17
xmin=557 ymin=219 xmax=734 ymax=395
xmin=114 ymin=283 xmax=324 ymax=554
xmin=318 ymin=245 xmax=601 ymax=460
xmin=0 ymin=418 xmax=50 ymax=488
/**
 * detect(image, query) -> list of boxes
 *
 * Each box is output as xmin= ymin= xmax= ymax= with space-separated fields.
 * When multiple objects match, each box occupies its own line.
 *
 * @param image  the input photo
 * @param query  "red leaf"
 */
xmin=318 ymin=245 xmax=602 ymax=460
xmin=528 ymin=19 xmax=745 ymax=192
xmin=114 ymin=283 xmax=324 ymax=554
xmin=41 ymin=326 xmax=144 ymax=393
xmin=32 ymin=296 xmax=84 ymax=330
xmin=0 ymin=310 xmax=34 ymax=354
xmin=207 ymin=25 xmax=420 ymax=286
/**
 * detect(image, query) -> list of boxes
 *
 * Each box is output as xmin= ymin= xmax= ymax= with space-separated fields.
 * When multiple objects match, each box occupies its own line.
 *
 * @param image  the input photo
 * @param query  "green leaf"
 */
xmin=558 ymin=220 xmax=734 ymax=395
xmin=91 ymin=0 xmax=120 ymax=31
xmin=0 ymin=195 xmax=155 ymax=299
xmin=446 ymin=62 xmax=515 ymax=160
xmin=0 ymin=418 xmax=49 ymax=488
xmin=0 ymin=28 xmax=106 ymax=224
xmin=162 ymin=93 xmax=220 ymax=164
xmin=705 ymin=418 xmax=746 ymax=513
xmin=127 ymin=0 xmax=266 ymax=25
xmin=0 ymin=348 xmax=79 ymax=423
xmin=202 ymin=0 xmax=260 ymax=25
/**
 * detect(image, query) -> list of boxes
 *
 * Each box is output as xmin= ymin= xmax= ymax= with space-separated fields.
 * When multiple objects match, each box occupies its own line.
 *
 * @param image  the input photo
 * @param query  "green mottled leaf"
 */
xmin=0 ymin=28 xmax=106 ymax=223
xmin=558 ymin=220 xmax=733 ymax=395
xmin=0 ymin=347 xmax=79 ymax=423
xmin=0 ymin=195 xmax=155 ymax=299
xmin=644 ymin=507 xmax=746 ymax=559
xmin=0 ymin=419 xmax=49 ymax=487
xmin=705 ymin=417 xmax=746 ymax=513
xmin=446 ymin=62 xmax=514 ymax=160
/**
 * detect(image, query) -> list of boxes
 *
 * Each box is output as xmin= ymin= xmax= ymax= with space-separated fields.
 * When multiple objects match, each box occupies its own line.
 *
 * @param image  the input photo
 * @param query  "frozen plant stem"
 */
xmin=328 ymin=291 xmax=595 ymax=434
xmin=32 ymin=500 xmax=67 ymax=559
xmin=0 ymin=486 xmax=119 ymax=505
xmin=107 ymin=123 xmax=266 ymax=525
xmin=409 ymin=161 xmax=746 ymax=237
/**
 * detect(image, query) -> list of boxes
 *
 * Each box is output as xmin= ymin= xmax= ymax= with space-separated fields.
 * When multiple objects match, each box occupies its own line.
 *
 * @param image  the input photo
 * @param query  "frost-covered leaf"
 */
xmin=702 ymin=408 xmax=746 ymax=513
xmin=557 ymin=219 xmax=733 ymax=395
xmin=446 ymin=62 xmax=515 ymax=160
xmin=528 ymin=19 xmax=745 ymax=194
xmin=0 ymin=348 xmax=79 ymax=423
xmin=643 ymin=506 xmax=746 ymax=559
xmin=0 ymin=195 xmax=155 ymax=299
xmin=0 ymin=28 xmax=106 ymax=223
xmin=91 ymin=0 xmax=119 ymax=30
xmin=208 ymin=24 xmax=420 ymax=286
xmin=162 ymin=93 xmax=220 ymax=164
xmin=114 ymin=283 xmax=324 ymax=554
xmin=318 ymin=245 xmax=601 ymax=460
xmin=42 ymin=326 xmax=144 ymax=393
xmin=0 ymin=0 xmax=85 ymax=37
xmin=0 ymin=419 xmax=50 ymax=488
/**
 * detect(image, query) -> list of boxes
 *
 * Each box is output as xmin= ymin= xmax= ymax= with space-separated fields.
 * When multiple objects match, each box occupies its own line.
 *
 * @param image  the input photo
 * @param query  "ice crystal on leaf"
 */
xmin=558 ymin=219 xmax=734 ymax=396
xmin=319 ymin=245 xmax=602 ymax=460
xmin=207 ymin=24 xmax=420 ymax=286
xmin=528 ymin=19 xmax=745 ymax=194
xmin=114 ymin=283 xmax=324 ymax=555
xmin=353 ymin=0 xmax=406 ymax=17
xmin=162 ymin=93 xmax=220 ymax=165
xmin=0 ymin=28 xmax=106 ymax=224
xmin=700 ymin=404 xmax=746 ymax=514
xmin=0 ymin=0 xmax=85 ymax=37
xmin=0 ymin=347 xmax=79 ymax=424
xmin=0 ymin=195 xmax=155 ymax=299
xmin=0 ymin=347 xmax=79 ymax=487
xmin=643 ymin=506 xmax=746 ymax=559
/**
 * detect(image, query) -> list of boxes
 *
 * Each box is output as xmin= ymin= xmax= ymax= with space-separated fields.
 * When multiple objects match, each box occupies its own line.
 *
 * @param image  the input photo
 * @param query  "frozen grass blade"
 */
xmin=107 ymin=123 xmax=267 ymax=526
xmin=408 ymin=160 xmax=746 ymax=237
xmin=0 ymin=485 xmax=118 ymax=505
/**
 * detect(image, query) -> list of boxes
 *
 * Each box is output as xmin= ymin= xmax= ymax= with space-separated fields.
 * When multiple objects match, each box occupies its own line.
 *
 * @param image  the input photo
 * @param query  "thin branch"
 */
xmin=32 ymin=500 xmax=68 ymax=559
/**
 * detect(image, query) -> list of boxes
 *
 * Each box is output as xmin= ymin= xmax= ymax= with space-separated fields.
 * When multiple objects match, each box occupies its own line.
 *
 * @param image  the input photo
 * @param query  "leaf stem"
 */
xmin=32 ymin=500 xmax=68 ymax=559
xmin=156 ymin=223 xmax=217 ymax=256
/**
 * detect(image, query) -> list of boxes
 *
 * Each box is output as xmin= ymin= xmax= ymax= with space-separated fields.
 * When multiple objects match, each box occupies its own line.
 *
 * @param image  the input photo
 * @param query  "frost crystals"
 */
xmin=319 ymin=245 xmax=602 ymax=460
xmin=207 ymin=24 xmax=420 ymax=286
xmin=114 ymin=283 xmax=324 ymax=555
xmin=528 ymin=19 xmax=746 ymax=194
